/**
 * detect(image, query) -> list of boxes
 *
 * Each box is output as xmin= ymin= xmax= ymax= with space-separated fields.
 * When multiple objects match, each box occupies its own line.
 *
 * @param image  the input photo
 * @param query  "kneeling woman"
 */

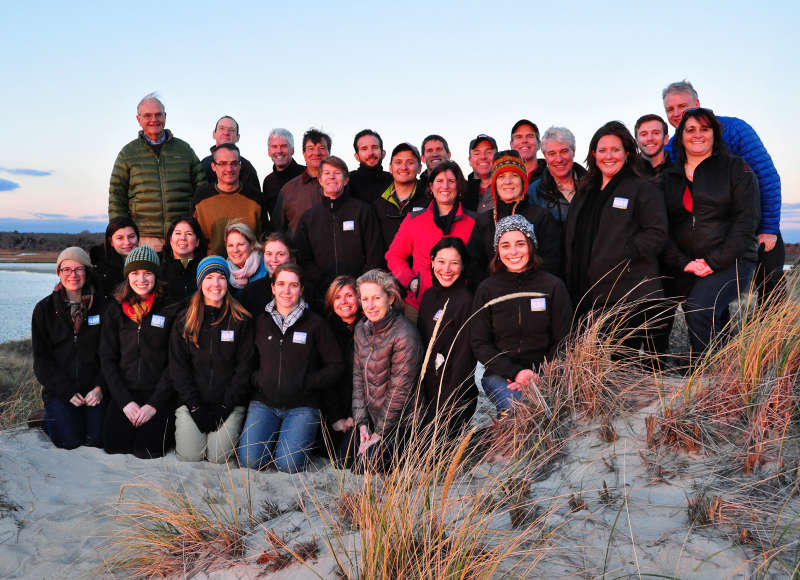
xmin=170 ymin=257 xmax=255 ymax=463
xmin=32 ymin=247 xmax=107 ymax=449
xmin=471 ymin=216 xmax=573 ymax=415
xmin=100 ymin=246 xmax=180 ymax=458
xmin=352 ymin=269 xmax=424 ymax=471
xmin=237 ymin=264 xmax=343 ymax=473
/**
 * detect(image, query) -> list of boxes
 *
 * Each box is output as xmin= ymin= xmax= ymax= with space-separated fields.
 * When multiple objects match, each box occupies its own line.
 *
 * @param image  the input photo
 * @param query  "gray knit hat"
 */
xmin=56 ymin=246 xmax=92 ymax=270
xmin=493 ymin=215 xmax=538 ymax=251
xmin=123 ymin=245 xmax=160 ymax=277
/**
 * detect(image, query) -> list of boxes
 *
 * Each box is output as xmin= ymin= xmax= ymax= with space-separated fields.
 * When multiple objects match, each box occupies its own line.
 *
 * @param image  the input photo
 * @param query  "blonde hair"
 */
xmin=224 ymin=221 xmax=262 ymax=253
xmin=182 ymin=287 xmax=250 ymax=348
xmin=356 ymin=269 xmax=403 ymax=308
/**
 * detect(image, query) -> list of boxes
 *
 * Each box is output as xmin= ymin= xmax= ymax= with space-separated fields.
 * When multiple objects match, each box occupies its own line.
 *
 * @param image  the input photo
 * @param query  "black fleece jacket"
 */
xmin=348 ymin=164 xmax=393 ymax=204
xmin=169 ymin=306 xmax=255 ymax=410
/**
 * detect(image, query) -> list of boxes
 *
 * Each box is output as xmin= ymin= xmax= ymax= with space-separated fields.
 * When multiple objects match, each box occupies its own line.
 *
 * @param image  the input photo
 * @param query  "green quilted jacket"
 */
xmin=108 ymin=130 xmax=206 ymax=239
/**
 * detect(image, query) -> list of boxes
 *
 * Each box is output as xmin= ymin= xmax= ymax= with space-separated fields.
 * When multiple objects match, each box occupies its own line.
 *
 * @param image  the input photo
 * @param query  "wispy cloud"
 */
xmin=0 ymin=167 xmax=53 ymax=177
xmin=33 ymin=212 xmax=68 ymax=219
xmin=0 ymin=178 xmax=20 ymax=191
xmin=78 ymin=214 xmax=108 ymax=220
xmin=781 ymin=204 xmax=800 ymax=228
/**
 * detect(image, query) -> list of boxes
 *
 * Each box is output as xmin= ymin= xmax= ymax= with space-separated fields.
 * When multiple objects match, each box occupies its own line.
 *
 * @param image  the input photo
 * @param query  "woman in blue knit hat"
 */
xmin=169 ymin=256 xmax=255 ymax=463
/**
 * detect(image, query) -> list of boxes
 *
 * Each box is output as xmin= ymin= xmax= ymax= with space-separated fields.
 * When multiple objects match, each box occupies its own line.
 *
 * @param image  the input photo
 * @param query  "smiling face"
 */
xmin=213 ymin=117 xmax=239 ymax=146
xmin=303 ymin=140 xmax=329 ymax=173
xmin=128 ymin=269 xmax=156 ymax=297
xmin=497 ymin=230 xmax=530 ymax=273
xmin=432 ymin=247 xmax=462 ymax=288
xmin=110 ymin=226 xmax=139 ymax=257
xmin=390 ymin=151 xmax=420 ymax=186
xmin=136 ymin=98 xmax=165 ymax=141
xmin=225 ymin=231 xmax=252 ymax=268
xmin=333 ymin=284 xmax=358 ymax=324
xmin=201 ymin=272 xmax=227 ymax=307
xmin=636 ymin=120 xmax=669 ymax=160
xmin=431 ymin=169 xmax=458 ymax=209
xmin=263 ymin=240 xmax=291 ymax=274
xmin=510 ymin=123 xmax=538 ymax=162
xmin=268 ymin=135 xmax=293 ymax=169
xmin=542 ymin=140 xmax=575 ymax=180
xmin=422 ymin=139 xmax=449 ymax=170
xmin=359 ymin=282 xmax=390 ymax=323
xmin=468 ymin=142 xmax=495 ymax=180
xmin=211 ymin=147 xmax=241 ymax=190
xmin=495 ymin=171 xmax=524 ymax=203
xmin=319 ymin=162 xmax=349 ymax=199
xmin=354 ymin=135 xmax=384 ymax=168
xmin=663 ymin=91 xmax=699 ymax=128
xmin=170 ymin=220 xmax=200 ymax=259
xmin=593 ymin=134 xmax=627 ymax=185
xmin=271 ymin=270 xmax=302 ymax=312
xmin=681 ymin=117 xmax=714 ymax=159
xmin=58 ymin=259 xmax=87 ymax=294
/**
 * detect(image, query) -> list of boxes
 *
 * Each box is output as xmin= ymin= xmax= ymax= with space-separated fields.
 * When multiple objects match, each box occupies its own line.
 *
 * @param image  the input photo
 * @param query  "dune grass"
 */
xmin=0 ymin=339 xmax=41 ymax=430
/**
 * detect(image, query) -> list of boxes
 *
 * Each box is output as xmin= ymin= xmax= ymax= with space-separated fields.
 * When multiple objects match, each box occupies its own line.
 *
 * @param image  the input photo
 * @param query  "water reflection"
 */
xmin=0 ymin=263 xmax=58 ymax=343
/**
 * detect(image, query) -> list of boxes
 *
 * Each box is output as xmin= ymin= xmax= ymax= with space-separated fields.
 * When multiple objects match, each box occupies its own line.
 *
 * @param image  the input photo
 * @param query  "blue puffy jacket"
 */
xmin=667 ymin=116 xmax=781 ymax=235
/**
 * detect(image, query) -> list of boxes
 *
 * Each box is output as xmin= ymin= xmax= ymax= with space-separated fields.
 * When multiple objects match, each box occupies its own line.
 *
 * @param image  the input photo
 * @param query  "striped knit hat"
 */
xmin=491 ymin=150 xmax=529 ymax=198
xmin=196 ymin=255 xmax=230 ymax=286
xmin=493 ymin=214 xmax=538 ymax=251
xmin=123 ymin=245 xmax=159 ymax=277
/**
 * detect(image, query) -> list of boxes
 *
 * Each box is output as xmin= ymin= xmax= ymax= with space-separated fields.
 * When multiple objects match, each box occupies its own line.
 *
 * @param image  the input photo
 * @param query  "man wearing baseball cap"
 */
xmin=464 ymin=134 xmax=498 ymax=213
xmin=510 ymin=119 xmax=546 ymax=183
xmin=373 ymin=142 xmax=431 ymax=247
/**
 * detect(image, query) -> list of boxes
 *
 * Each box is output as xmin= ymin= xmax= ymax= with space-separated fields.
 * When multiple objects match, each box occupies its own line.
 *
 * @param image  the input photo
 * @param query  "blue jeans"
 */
xmin=45 ymin=398 xmax=107 ymax=449
xmin=481 ymin=374 xmax=522 ymax=415
xmin=685 ymin=260 xmax=755 ymax=357
xmin=236 ymin=401 xmax=320 ymax=473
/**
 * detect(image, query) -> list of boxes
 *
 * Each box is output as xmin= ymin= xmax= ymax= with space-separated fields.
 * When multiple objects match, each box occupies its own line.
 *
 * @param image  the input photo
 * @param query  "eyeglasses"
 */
xmin=213 ymin=161 xmax=241 ymax=168
xmin=59 ymin=266 xmax=86 ymax=276
xmin=139 ymin=112 xmax=165 ymax=120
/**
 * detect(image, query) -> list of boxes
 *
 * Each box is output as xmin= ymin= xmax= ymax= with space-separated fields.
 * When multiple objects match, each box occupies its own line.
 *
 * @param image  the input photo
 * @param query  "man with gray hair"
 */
xmin=109 ymin=93 xmax=205 ymax=252
xmin=200 ymin=115 xmax=260 ymax=194
xmin=262 ymin=128 xmax=305 ymax=220
xmin=528 ymin=127 xmax=586 ymax=224
xmin=662 ymin=79 xmax=784 ymax=299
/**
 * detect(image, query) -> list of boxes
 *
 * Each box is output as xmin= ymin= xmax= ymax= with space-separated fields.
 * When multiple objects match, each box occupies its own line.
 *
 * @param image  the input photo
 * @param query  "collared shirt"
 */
xmin=265 ymin=299 xmax=307 ymax=334
xmin=143 ymin=132 xmax=167 ymax=145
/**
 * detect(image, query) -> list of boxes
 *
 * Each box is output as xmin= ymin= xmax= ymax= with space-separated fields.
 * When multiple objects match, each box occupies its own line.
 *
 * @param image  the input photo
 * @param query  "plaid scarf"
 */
xmin=122 ymin=294 xmax=155 ymax=326
xmin=55 ymin=283 xmax=95 ymax=334
xmin=265 ymin=299 xmax=307 ymax=334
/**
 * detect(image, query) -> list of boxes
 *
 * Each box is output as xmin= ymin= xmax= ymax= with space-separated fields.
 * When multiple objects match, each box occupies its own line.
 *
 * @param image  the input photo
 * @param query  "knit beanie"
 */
xmin=56 ymin=247 xmax=92 ymax=270
xmin=491 ymin=151 xmax=529 ymax=198
xmin=493 ymin=215 xmax=538 ymax=251
xmin=123 ymin=245 xmax=160 ymax=277
xmin=196 ymin=255 xmax=231 ymax=286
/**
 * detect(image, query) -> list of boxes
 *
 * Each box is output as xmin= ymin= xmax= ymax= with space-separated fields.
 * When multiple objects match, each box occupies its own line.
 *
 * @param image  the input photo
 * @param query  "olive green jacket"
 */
xmin=108 ymin=130 xmax=205 ymax=239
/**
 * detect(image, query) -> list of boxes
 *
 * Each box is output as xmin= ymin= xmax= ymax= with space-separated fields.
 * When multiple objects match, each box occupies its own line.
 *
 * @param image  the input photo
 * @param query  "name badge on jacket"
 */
xmin=151 ymin=314 xmax=165 ymax=328
xmin=221 ymin=330 xmax=235 ymax=342
xmin=293 ymin=331 xmax=307 ymax=344
xmin=88 ymin=315 xmax=100 ymax=325
xmin=433 ymin=309 xmax=443 ymax=321
xmin=343 ymin=220 xmax=355 ymax=231
xmin=612 ymin=197 xmax=629 ymax=210
xmin=530 ymin=298 xmax=547 ymax=311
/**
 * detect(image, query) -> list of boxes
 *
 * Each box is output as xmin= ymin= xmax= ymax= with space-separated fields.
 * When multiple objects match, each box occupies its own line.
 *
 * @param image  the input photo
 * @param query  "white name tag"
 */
xmin=612 ymin=197 xmax=629 ymax=210
xmin=151 ymin=314 xmax=165 ymax=328
xmin=433 ymin=309 xmax=443 ymax=321
xmin=435 ymin=353 xmax=445 ymax=371
xmin=221 ymin=330 xmax=234 ymax=342
xmin=293 ymin=331 xmax=307 ymax=344
xmin=343 ymin=220 xmax=355 ymax=231
xmin=530 ymin=298 xmax=546 ymax=311
xmin=412 ymin=206 xmax=424 ymax=212
xmin=87 ymin=315 xmax=100 ymax=325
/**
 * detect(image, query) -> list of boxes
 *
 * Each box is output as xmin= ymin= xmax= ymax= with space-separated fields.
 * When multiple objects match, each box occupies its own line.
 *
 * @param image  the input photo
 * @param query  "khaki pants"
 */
xmin=175 ymin=405 xmax=246 ymax=463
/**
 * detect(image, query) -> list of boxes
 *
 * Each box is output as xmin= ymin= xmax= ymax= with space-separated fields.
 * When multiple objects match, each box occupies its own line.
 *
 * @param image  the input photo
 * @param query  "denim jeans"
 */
xmin=685 ymin=260 xmax=755 ymax=357
xmin=45 ymin=398 xmax=107 ymax=449
xmin=236 ymin=401 xmax=320 ymax=473
xmin=481 ymin=374 xmax=522 ymax=415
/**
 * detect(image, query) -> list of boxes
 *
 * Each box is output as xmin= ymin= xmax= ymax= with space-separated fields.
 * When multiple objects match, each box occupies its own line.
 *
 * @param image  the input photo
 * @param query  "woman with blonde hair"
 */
xmin=169 ymin=256 xmax=255 ymax=463
xmin=224 ymin=221 xmax=266 ymax=294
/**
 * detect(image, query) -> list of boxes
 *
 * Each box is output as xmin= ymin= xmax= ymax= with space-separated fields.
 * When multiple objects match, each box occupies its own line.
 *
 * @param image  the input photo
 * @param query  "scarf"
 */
xmin=56 ymin=282 xmax=95 ymax=334
xmin=122 ymin=294 xmax=155 ymax=326
xmin=265 ymin=299 xmax=307 ymax=334
xmin=227 ymin=251 xmax=261 ymax=289
xmin=432 ymin=203 xmax=457 ymax=235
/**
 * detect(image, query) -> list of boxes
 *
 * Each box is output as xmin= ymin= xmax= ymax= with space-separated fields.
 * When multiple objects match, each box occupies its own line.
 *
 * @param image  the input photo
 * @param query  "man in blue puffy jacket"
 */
xmin=662 ymin=80 xmax=784 ymax=299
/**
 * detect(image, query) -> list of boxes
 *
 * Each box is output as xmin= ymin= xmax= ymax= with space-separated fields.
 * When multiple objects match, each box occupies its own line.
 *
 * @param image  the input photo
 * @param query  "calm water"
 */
xmin=0 ymin=263 xmax=59 ymax=343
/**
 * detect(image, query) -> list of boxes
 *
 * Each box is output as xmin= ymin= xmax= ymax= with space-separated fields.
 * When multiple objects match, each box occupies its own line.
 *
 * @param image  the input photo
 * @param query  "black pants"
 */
xmin=754 ymin=233 xmax=786 ymax=303
xmin=103 ymin=396 xmax=175 ymax=459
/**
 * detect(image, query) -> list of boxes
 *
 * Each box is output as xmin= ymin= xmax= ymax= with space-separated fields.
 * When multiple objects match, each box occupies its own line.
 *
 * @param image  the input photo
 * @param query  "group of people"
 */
xmin=30 ymin=79 xmax=782 ymax=472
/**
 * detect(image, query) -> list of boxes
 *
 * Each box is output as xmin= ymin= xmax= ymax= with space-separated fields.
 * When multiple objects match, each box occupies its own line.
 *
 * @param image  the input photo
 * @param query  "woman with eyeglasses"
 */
xmin=660 ymin=107 xmax=759 ymax=359
xmin=32 ymin=247 xmax=108 ymax=449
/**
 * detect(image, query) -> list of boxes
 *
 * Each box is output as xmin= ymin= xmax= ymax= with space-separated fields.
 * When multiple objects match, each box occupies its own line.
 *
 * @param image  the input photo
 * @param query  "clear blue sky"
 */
xmin=1 ymin=1 xmax=799 ymax=237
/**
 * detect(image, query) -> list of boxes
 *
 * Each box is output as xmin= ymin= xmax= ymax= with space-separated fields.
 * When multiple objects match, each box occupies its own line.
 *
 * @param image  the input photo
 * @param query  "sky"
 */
xmin=1 ymin=1 xmax=799 ymax=238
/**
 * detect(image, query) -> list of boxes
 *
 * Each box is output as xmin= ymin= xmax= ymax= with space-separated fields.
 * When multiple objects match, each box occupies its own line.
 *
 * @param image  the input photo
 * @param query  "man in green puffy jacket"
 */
xmin=108 ymin=93 xmax=205 ymax=252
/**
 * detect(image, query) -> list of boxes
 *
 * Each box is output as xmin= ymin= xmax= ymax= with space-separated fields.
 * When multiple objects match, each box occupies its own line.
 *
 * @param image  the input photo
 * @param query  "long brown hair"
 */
xmin=182 ymin=283 xmax=251 ymax=348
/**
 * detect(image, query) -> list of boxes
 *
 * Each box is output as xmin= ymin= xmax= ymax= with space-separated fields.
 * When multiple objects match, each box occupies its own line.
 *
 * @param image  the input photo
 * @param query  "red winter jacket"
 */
xmin=385 ymin=203 xmax=481 ymax=310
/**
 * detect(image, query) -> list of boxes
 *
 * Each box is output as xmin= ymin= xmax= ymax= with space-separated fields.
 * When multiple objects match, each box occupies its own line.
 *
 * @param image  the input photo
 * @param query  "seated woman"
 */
xmin=224 ymin=222 xmax=267 ymax=296
xmin=170 ymin=256 xmax=255 ymax=463
xmin=32 ymin=247 xmax=107 ymax=449
xmin=352 ymin=269 xmax=424 ymax=472
xmin=90 ymin=217 xmax=139 ymax=302
xmin=236 ymin=264 xmax=343 ymax=473
xmin=159 ymin=216 xmax=207 ymax=306
xmin=660 ymin=108 xmax=759 ymax=359
xmin=417 ymin=237 xmax=478 ymax=435
xmin=99 ymin=245 xmax=180 ymax=458
xmin=239 ymin=232 xmax=294 ymax=316
xmin=471 ymin=216 xmax=573 ymax=415
xmin=322 ymin=275 xmax=360 ymax=467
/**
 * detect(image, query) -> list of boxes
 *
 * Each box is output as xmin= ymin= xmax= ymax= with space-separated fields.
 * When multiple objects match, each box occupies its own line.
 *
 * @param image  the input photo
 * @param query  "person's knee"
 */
xmin=275 ymin=451 xmax=307 ymax=474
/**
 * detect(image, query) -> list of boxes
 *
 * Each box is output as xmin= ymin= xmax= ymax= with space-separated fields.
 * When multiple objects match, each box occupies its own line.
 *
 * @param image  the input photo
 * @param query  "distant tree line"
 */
xmin=0 ymin=231 xmax=104 ymax=252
